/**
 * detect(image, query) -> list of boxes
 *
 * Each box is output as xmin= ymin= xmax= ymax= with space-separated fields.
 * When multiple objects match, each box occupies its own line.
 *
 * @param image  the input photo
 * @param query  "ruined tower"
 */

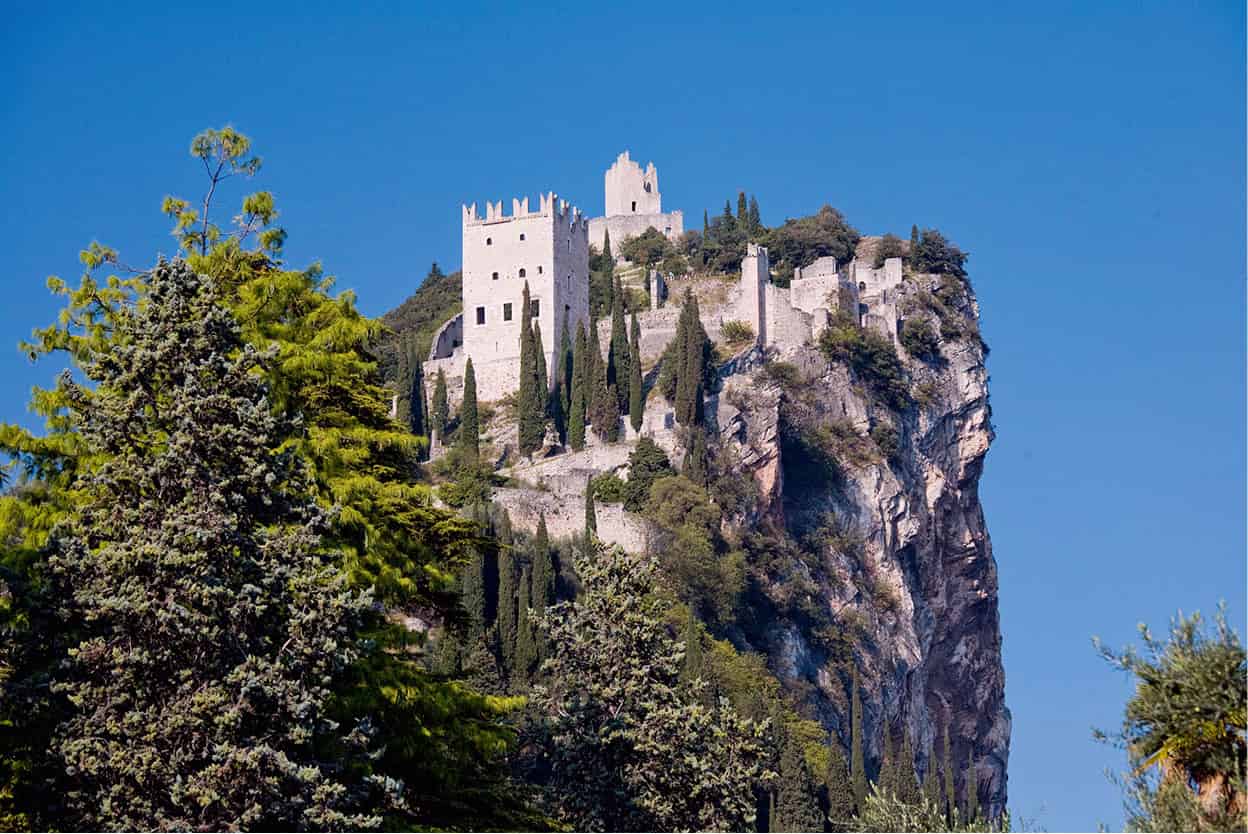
xmin=588 ymin=150 xmax=684 ymax=253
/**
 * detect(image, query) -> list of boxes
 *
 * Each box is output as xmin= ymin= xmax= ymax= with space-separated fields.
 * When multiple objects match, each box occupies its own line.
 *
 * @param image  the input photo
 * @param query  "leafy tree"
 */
xmin=458 ymin=358 xmax=480 ymax=461
xmin=432 ymin=368 xmax=449 ymax=442
xmin=628 ymin=312 xmax=644 ymax=431
xmin=826 ymin=739 xmax=856 ymax=832
xmin=1095 ymin=605 xmax=1246 ymax=831
xmin=900 ymin=317 xmax=941 ymax=360
xmin=619 ymin=227 xmax=674 ymax=269
xmin=44 ymin=260 xmax=389 ymax=829
xmin=766 ymin=205 xmax=860 ymax=283
xmin=819 ymin=311 xmax=910 ymax=411
xmin=568 ymin=322 xmax=587 ymax=450
xmin=911 ymin=228 xmax=969 ymax=278
xmin=622 ymin=436 xmax=673 ymax=512
xmin=857 ymin=784 xmax=996 ymax=833
xmin=852 ymin=670 xmax=869 ymax=811
xmin=874 ymin=233 xmax=907 ymax=267
xmin=775 ymin=732 xmax=825 ymax=832
xmin=530 ymin=545 xmax=770 ymax=831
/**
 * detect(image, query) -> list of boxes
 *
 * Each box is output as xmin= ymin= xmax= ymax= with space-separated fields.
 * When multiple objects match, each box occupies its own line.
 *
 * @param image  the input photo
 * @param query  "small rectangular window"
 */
xmin=476 ymin=306 xmax=486 ymax=325
xmin=531 ymin=299 xmax=540 ymax=318
xmin=503 ymin=303 xmax=512 ymax=321
xmin=537 ymin=265 xmax=543 ymax=274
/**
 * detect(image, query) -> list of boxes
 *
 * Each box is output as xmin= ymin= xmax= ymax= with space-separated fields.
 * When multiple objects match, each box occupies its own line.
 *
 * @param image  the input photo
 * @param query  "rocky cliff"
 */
xmin=707 ymin=272 xmax=1009 ymax=817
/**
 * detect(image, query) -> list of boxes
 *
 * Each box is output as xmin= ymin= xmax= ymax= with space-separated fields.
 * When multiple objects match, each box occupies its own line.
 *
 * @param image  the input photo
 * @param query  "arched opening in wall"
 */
xmin=492 ymin=272 xmax=499 ymax=281
xmin=519 ymin=268 xmax=526 ymax=278
xmin=859 ymin=281 xmax=866 ymax=291
xmin=644 ymin=182 xmax=652 ymax=193
xmin=486 ymin=237 xmax=492 ymax=246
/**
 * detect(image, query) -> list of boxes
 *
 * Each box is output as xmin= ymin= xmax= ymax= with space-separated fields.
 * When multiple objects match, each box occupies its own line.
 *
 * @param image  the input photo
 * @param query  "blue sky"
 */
xmin=3 ymin=2 xmax=1244 ymax=828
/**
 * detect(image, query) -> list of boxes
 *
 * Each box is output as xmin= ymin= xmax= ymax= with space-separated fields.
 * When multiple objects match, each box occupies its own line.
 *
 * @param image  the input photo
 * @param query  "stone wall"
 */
xmin=492 ymin=486 xmax=655 ymax=553
xmin=603 ymin=150 xmax=663 ymax=217
xmin=588 ymin=211 xmax=684 ymax=253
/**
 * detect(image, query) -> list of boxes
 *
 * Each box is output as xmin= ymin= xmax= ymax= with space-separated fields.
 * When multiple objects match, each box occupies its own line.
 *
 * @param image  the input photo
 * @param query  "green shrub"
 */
xmin=720 ymin=320 xmax=755 ymax=345
xmin=899 ymin=318 xmax=940 ymax=360
xmin=760 ymin=360 xmax=802 ymax=390
xmin=873 ymin=233 xmax=907 ymax=267
xmin=623 ymin=437 xmax=673 ymax=511
xmin=870 ymin=423 xmax=900 ymax=460
xmin=590 ymin=471 xmax=628 ymax=504
xmin=818 ymin=312 xmax=910 ymax=410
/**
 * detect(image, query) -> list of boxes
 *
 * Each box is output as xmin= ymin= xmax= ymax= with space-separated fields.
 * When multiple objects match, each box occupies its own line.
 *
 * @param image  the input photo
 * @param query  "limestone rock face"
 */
xmin=713 ymin=278 xmax=1009 ymax=817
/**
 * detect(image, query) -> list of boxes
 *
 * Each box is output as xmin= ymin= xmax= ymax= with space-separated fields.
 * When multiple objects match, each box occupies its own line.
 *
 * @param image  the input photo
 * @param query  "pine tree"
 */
xmin=515 ymin=566 xmax=539 ymax=683
xmin=943 ymin=726 xmax=956 ymax=821
xmin=44 ymin=261 xmax=386 ymax=829
xmin=458 ymin=358 xmax=479 ymax=462
xmin=432 ymin=368 xmax=449 ymax=443
xmin=497 ymin=542 xmax=518 ymax=675
xmin=569 ymin=321 xmax=587 ymax=450
xmin=530 ymin=514 xmax=555 ymax=611
xmin=775 ymin=734 xmax=824 ymax=832
xmin=826 ymin=739 xmax=856 ymax=832
xmin=609 ymin=276 xmax=629 ymax=410
xmin=964 ymin=750 xmax=979 ymax=821
xmin=851 ymin=670 xmax=869 ymax=812
xmin=584 ymin=476 xmax=597 ymax=538
xmin=629 ymin=311 xmax=643 ymax=431
xmin=898 ymin=730 xmax=921 ymax=805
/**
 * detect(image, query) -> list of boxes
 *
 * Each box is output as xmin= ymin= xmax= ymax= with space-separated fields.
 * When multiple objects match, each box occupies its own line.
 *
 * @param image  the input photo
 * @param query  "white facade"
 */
xmin=588 ymin=150 xmax=684 ymax=253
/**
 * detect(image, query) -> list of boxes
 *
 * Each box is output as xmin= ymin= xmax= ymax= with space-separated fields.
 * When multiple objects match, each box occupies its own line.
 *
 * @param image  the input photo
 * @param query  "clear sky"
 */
xmin=2 ymin=2 xmax=1244 ymax=829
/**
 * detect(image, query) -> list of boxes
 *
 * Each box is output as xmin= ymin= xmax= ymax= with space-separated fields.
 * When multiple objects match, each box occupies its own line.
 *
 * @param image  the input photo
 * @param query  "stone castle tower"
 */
xmin=458 ymin=193 xmax=589 ymax=401
xmin=588 ymin=151 xmax=684 ymax=252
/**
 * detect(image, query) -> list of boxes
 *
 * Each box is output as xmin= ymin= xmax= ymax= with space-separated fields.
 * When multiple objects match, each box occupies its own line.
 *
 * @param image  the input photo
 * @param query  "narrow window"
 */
xmin=492 ymin=271 xmax=499 ymax=280
xmin=520 ymin=233 xmax=526 ymax=241
xmin=537 ymin=265 xmax=543 ymax=274
xmin=664 ymin=226 xmax=671 ymax=235
xmin=859 ymin=281 xmax=866 ymax=291
xmin=503 ymin=303 xmax=513 ymax=321
xmin=519 ymin=268 xmax=526 ymax=278
xmin=476 ymin=306 xmax=486 ymax=325
xmin=486 ymin=237 xmax=492 ymax=246
xmin=631 ymin=200 xmax=637 ymax=212
xmin=531 ymin=299 xmax=540 ymax=318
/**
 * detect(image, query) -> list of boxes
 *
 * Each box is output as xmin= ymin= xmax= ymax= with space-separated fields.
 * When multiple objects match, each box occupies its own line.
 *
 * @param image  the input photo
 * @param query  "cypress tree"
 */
xmin=682 ymin=428 xmax=708 ymax=486
xmin=737 ymin=190 xmax=748 ymax=224
xmin=767 ymin=791 xmax=776 ymax=834
xmin=462 ymin=546 xmax=488 ymax=646
xmin=628 ymin=311 xmax=643 ymax=431
xmin=609 ymin=276 xmax=629 ymax=410
xmin=410 ymin=343 xmax=427 ymax=437
xmin=518 ymin=283 xmax=544 ymax=456
xmin=530 ymin=514 xmax=555 ymax=611
xmin=458 ymin=358 xmax=479 ymax=462
xmin=851 ymin=670 xmax=868 ymax=812
xmin=432 ymin=368 xmax=449 ymax=442
xmin=964 ymin=750 xmax=979 ymax=821
xmin=748 ymin=195 xmax=761 ymax=234
xmin=590 ymin=325 xmax=619 ymax=442
xmin=584 ymin=477 xmax=597 ymax=538
xmin=879 ymin=726 xmax=897 ymax=798
xmin=497 ymin=543 xmax=517 ymax=675
xmin=898 ymin=730 xmax=921 ymax=805
xmin=922 ymin=746 xmax=943 ymax=815
xmin=679 ymin=607 xmax=704 ymax=691
xmin=826 ymin=738 xmax=855 ymax=832
xmin=603 ymin=227 xmax=612 ymax=261
xmin=557 ymin=309 xmax=573 ymax=435
xmin=396 ymin=333 xmax=413 ymax=428
xmin=943 ymin=726 xmax=956 ymax=820
xmin=909 ymin=224 xmax=919 ymax=259
xmin=569 ymin=322 xmax=587 ymax=450
xmin=515 ymin=566 xmax=538 ymax=683
xmin=674 ymin=290 xmax=709 ymax=426
xmin=775 ymin=734 xmax=824 ymax=832
xmin=723 ymin=199 xmax=735 ymax=228
xmin=586 ymin=318 xmax=601 ymax=402
xmin=533 ymin=322 xmax=550 ymax=445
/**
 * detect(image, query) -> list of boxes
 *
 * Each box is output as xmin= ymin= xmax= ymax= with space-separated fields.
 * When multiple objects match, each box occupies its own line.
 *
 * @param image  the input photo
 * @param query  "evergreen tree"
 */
xmin=826 ymin=739 xmax=856 ymax=832
xmin=679 ymin=607 xmax=705 ymax=692
xmin=672 ymin=289 xmax=710 ymax=426
xmin=396 ymin=333 xmax=427 ymax=439
xmin=851 ymin=670 xmax=869 ymax=812
xmin=682 ymin=428 xmax=709 ymax=487
xmin=432 ymin=367 xmax=449 ymax=442
xmin=556 ymin=309 xmax=573 ymax=438
xmin=515 ymin=566 xmax=539 ymax=683
xmin=569 ymin=321 xmax=587 ymax=450
xmin=964 ymin=750 xmax=979 ymax=821
xmin=943 ymin=725 xmax=956 ymax=820
xmin=590 ymin=323 xmax=620 ymax=442
xmin=608 ymin=275 xmax=629 ymax=409
xmin=775 ymin=734 xmax=825 ymax=833
xmin=909 ymin=224 xmax=920 ymax=259
xmin=748 ymin=195 xmax=761 ymax=234
xmin=461 ymin=545 xmax=489 ymax=646
xmin=530 ymin=514 xmax=555 ymax=611
xmin=518 ymin=283 xmax=544 ymax=456
xmin=497 ymin=541 xmax=518 ymax=675
xmin=629 ymin=311 xmax=644 ymax=431
xmin=603 ymin=227 xmax=612 ymax=261
xmin=458 ymin=357 xmax=479 ymax=462
xmin=622 ymin=436 xmax=672 ymax=511
xmin=921 ymin=746 xmax=943 ymax=815
xmin=737 ymin=190 xmax=748 ymax=224
xmin=534 ymin=321 xmax=548 ymax=409
xmin=898 ymin=730 xmax=921 ymax=805
xmin=584 ymin=476 xmax=597 ymax=538
xmin=723 ymin=199 xmax=735 ymax=228
xmin=879 ymin=726 xmax=898 ymax=797
xmin=396 ymin=332 xmax=413 ymax=427
xmin=44 ymin=261 xmax=387 ymax=829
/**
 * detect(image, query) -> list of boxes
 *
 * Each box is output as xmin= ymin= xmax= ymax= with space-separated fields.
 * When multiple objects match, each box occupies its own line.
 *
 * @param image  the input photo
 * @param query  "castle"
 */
xmin=423 ymin=151 xmax=906 ymax=406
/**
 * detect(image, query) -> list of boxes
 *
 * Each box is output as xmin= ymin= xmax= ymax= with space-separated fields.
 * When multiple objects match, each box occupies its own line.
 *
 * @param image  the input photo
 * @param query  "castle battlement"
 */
xmin=462 ymin=192 xmax=588 ymax=231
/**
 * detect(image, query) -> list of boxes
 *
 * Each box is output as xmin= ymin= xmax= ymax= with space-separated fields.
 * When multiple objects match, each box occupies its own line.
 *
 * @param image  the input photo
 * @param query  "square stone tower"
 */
xmin=461 ymin=193 xmax=589 ymax=401
xmin=588 ymin=151 xmax=684 ymax=253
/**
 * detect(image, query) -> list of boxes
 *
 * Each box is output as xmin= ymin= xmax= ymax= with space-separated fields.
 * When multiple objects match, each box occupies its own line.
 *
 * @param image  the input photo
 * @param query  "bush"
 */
xmin=759 ymin=360 xmax=802 ymax=390
xmin=873 ymin=233 xmax=906 ymax=267
xmin=765 ymin=205 xmax=860 ymax=281
xmin=619 ymin=227 xmax=674 ymax=268
xmin=818 ymin=312 xmax=910 ymax=410
xmin=910 ymin=228 xmax=968 ymax=278
xmin=870 ymin=423 xmax=900 ymax=460
xmin=622 ymin=437 xmax=673 ymax=512
xmin=720 ymin=320 xmax=755 ymax=345
xmin=590 ymin=471 xmax=628 ymax=504
xmin=899 ymin=318 xmax=940 ymax=360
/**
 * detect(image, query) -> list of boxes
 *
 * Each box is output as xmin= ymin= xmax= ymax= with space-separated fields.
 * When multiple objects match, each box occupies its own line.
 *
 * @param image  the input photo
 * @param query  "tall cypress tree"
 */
xmin=432 ymin=368 xmax=449 ymax=443
xmin=534 ymin=322 xmax=548 ymax=403
xmin=898 ymin=730 xmax=921 ymax=805
xmin=556 ymin=309 xmax=573 ymax=437
xmin=826 ymin=739 xmax=855 ymax=832
xmin=461 ymin=545 xmax=488 ymax=646
xmin=569 ymin=321 xmax=587 ymax=450
xmin=943 ymin=726 xmax=956 ymax=821
xmin=515 ymin=566 xmax=538 ymax=684
xmin=851 ymin=670 xmax=868 ymax=813
xmin=396 ymin=332 xmax=413 ymax=428
xmin=879 ymin=725 xmax=898 ymax=798
xmin=682 ymin=428 xmax=708 ymax=487
xmin=775 ymin=734 xmax=824 ymax=833
xmin=964 ymin=750 xmax=979 ymax=821
xmin=530 ymin=514 xmax=555 ymax=611
xmin=603 ymin=227 xmax=612 ymax=261
xmin=518 ymin=283 xmax=544 ymax=456
xmin=922 ymin=745 xmax=943 ymax=814
xmin=748 ymin=195 xmax=761 ymax=235
xmin=628 ymin=311 xmax=643 ymax=431
xmin=458 ymin=358 xmax=479 ymax=462
xmin=909 ymin=224 xmax=920 ymax=260
xmin=589 ymin=325 xmax=619 ymax=442
xmin=584 ymin=477 xmax=597 ymax=538
xmin=674 ymin=290 xmax=709 ymax=426
xmin=737 ymin=191 xmax=748 ymax=224
xmin=679 ymin=607 xmax=704 ymax=692
xmin=609 ymin=276 xmax=629 ymax=410
xmin=409 ymin=341 xmax=427 ymax=438
xmin=496 ymin=541 xmax=517 ymax=675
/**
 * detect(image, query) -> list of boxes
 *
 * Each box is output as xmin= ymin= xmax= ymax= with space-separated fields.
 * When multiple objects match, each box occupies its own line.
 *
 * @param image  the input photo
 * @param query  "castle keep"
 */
xmin=587 ymin=151 xmax=684 ymax=252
